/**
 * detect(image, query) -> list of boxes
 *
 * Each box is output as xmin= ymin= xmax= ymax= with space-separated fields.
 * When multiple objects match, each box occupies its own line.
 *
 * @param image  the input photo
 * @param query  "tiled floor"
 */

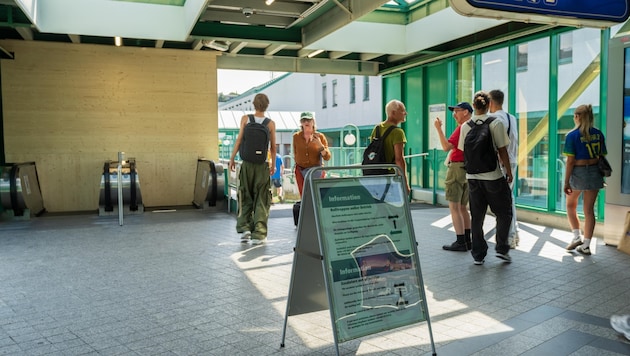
xmin=0 ymin=203 xmax=629 ymax=355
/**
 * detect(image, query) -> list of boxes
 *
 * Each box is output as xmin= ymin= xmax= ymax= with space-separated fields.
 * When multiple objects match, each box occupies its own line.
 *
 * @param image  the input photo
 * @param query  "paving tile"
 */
xmin=0 ymin=205 xmax=629 ymax=355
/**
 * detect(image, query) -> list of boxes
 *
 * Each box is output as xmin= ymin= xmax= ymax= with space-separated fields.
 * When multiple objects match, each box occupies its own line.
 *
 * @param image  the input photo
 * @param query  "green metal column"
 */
xmin=548 ymin=32 xmax=559 ymax=212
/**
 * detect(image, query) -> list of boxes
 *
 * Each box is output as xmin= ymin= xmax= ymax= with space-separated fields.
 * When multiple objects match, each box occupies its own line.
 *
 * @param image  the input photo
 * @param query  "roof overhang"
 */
xmin=15 ymin=0 xmax=208 ymax=41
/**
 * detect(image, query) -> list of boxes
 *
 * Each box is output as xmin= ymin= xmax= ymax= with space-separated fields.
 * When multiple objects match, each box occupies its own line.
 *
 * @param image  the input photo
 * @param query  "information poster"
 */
xmin=428 ymin=104 xmax=446 ymax=150
xmin=314 ymin=175 xmax=425 ymax=343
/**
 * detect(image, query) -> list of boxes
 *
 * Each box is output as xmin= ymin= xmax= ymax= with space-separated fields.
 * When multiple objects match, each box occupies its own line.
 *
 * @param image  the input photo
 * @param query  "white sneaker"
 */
xmin=251 ymin=238 xmax=266 ymax=245
xmin=610 ymin=315 xmax=630 ymax=341
xmin=240 ymin=231 xmax=251 ymax=243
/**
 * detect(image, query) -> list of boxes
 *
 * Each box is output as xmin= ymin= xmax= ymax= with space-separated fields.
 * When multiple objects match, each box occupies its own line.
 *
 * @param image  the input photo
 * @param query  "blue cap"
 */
xmin=448 ymin=102 xmax=473 ymax=113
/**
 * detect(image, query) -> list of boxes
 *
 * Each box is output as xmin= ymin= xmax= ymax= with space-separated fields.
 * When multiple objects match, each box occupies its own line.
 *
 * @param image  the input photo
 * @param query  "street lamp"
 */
xmin=342 ymin=124 xmax=360 ymax=168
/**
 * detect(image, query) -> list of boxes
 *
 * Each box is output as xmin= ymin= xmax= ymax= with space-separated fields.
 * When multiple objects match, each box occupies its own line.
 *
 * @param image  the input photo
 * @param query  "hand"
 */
xmin=564 ymin=184 xmax=572 ymax=195
xmin=505 ymin=172 xmax=513 ymax=184
xmin=434 ymin=117 xmax=442 ymax=130
xmin=269 ymin=165 xmax=276 ymax=176
xmin=229 ymin=159 xmax=236 ymax=172
xmin=311 ymin=135 xmax=325 ymax=152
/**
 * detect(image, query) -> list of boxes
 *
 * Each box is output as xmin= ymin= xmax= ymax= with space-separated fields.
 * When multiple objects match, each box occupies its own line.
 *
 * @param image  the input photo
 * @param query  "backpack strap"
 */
xmin=381 ymin=125 xmax=397 ymax=140
xmin=373 ymin=124 xmax=382 ymax=139
xmin=247 ymin=114 xmax=270 ymax=127
xmin=373 ymin=125 xmax=396 ymax=141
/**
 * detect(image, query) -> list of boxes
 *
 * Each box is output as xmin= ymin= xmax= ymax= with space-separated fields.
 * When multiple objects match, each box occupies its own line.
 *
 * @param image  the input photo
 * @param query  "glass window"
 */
xmin=322 ymin=83 xmax=327 ymax=108
xmin=481 ymin=48 xmax=509 ymax=107
xmin=559 ymin=32 xmax=573 ymax=64
xmin=515 ymin=37 xmax=549 ymax=209
xmin=517 ymin=44 xmax=528 ymax=72
xmin=556 ymin=28 xmax=601 ymax=214
xmin=455 ymin=56 xmax=474 ymax=103
xmin=350 ymin=76 xmax=356 ymax=104
xmin=332 ymin=79 xmax=338 ymax=107
xmin=363 ymin=76 xmax=370 ymax=101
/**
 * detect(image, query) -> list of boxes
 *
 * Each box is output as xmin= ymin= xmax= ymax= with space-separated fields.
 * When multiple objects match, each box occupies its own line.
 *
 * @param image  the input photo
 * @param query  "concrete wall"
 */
xmin=1 ymin=40 xmax=218 ymax=212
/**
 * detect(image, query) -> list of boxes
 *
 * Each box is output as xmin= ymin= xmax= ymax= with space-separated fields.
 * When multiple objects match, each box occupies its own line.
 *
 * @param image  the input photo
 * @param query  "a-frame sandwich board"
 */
xmin=281 ymin=165 xmax=436 ymax=356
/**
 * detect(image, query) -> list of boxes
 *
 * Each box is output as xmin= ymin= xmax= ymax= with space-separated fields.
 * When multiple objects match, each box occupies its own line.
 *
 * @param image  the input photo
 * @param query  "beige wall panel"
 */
xmin=1 ymin=40 xmax=219 ymax=212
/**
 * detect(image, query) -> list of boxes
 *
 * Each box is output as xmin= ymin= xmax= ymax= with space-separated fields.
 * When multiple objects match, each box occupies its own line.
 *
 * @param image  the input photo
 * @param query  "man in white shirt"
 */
xmin=489 ymin=90 xmax=519 ymax=249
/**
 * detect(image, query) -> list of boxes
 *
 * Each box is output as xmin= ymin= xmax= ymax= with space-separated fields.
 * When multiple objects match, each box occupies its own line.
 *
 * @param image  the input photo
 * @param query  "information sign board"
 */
xmin=315 ymin=175 xmax=425 ymax=342
xmin=280 ymin=166 xmax=436 ymax=356
xmin=450 ymin=0 xmax=630 ymax=28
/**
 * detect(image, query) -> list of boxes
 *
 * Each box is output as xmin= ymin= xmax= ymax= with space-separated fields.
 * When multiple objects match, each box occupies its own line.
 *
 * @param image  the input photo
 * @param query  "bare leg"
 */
xmin=459 ymin=203 xmax=471 ymax=230
xmin=565 ymin=189 xmax=582 ymax=231
xmin=581 ymin=189 xmax=599 ymax=239
xmin=449 ymin=201 xmax=464 ymax=234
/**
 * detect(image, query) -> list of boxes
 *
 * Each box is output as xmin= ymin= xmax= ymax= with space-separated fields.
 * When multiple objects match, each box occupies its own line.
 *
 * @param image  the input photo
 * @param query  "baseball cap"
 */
xmin=300 ymin=111 xmax=314 ymax=120
xmin=447 ymin=102 xmax=473 ymax=113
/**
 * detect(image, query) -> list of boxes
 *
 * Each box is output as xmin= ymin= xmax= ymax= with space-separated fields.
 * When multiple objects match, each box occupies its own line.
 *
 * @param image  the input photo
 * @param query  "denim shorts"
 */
xmin=570 ymin=165 xmax=604 ymax=191
xmin=271 ymin=178 xmax=282 ymax=188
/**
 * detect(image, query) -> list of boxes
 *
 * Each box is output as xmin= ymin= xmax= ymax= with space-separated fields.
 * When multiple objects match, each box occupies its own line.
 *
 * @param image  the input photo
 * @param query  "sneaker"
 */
xmin=442 ymin=241 xmax=467 ymax=252
xmin=566 ymin=239 xmax=583 ymax=251
xmin=240 ymin=231 xmax=251 ymax=243
xmin=508 ymin=236 xmax=516 ymax=249
xmin=610 ymin=315 xmax=630 ymax=341
xmin=251 ymin=238 xmax=266 ymax=245
xmin=496 ymin=252 xmax=512 ymax=263
xmin=473 ymin=259 xmax=485 ymax=265
xmin=576 ymin=246 xmax=591 ymax=255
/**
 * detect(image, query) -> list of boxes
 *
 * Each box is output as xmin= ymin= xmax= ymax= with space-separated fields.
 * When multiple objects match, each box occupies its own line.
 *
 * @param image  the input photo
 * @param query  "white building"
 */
xmin=219 ymin=72 xmax=383 ymax=139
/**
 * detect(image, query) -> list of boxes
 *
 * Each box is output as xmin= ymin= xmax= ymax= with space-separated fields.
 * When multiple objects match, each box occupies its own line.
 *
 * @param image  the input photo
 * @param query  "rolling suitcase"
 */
xmin=293 ymin=201 xmax=301 ymax=226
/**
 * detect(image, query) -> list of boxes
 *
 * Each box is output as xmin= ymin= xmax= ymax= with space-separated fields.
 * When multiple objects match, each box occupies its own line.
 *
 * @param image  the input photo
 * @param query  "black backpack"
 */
xmin=239 ymin=114 xmax=271 ymax=164
xmin=362 ymin=125 xmax=397 ymax=176
xmin=464 ymin=116 xmax=498 ymax=174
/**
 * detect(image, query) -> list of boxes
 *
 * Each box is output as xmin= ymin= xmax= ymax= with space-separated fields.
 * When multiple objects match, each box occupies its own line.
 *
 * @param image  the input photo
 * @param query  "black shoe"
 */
xmin=442 ymin=241 xmax=467 ymax=251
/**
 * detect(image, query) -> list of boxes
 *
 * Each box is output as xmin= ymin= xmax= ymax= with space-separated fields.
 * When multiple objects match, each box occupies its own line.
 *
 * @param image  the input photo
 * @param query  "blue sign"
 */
xmin=465 ymin=0 xmax=630 ymax=22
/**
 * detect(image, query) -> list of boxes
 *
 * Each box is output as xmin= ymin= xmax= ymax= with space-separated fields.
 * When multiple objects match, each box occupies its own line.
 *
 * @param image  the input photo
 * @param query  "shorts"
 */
xmin=444 ymin=162 xmax=469 ymax=205
xmin=570 ymin=165 xmax=604 ymax=191
xmin=271 ymin=178 xmax=282 ymax=188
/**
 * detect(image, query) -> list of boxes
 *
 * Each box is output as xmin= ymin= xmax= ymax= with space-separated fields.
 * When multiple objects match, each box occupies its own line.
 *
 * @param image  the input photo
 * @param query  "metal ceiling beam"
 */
xmin=192 ymin=39 xmax=204 ymax=50
xmin=191 ymin=21 xmax=301 ymax=44
xmin=207 ymin=0 xmax=311 ymax=15
xmin=301 ymin=0 xmax=390 ymax=47
xmin=217 ymin=54 xmax=379 ymax=76
xmin=229 ymin=41 xmax=248 ymax=54
xmin=199 ymin=12 xmax=295 ymax=27
xmin=67 ymin=34 xmax=81 ymax=43
xmin=360 ymin=53 xmax=382 ymax=61
xmin=15 ymin=26 xmax=33 ymax=40
xmin=265 ymin=43 xmax=287 ymax=56
xmin=329 ymin=51 xmax=350 ymax=59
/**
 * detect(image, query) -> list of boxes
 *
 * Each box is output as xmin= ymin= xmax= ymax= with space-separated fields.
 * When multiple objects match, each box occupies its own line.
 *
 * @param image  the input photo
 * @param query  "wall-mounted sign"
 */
xmin=450 ymin=0 xmax=630 ymax=28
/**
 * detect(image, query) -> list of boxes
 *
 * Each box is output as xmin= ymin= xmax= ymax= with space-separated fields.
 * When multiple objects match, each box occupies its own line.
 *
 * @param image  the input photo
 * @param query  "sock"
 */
xmin=582 ymin=238 xmax=591 ymax=248
xmin=465 ymin=229 xmax=471 ymax=240
xmin=572 ymin=229 xmax=581 ymax=240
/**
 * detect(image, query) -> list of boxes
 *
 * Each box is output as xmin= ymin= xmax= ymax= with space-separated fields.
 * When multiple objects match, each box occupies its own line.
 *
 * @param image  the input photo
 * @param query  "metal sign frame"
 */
xmin=450 ymin=0 xmax=630 ymax=28
xmin=280 ymin=165 xmax=436 ymax=356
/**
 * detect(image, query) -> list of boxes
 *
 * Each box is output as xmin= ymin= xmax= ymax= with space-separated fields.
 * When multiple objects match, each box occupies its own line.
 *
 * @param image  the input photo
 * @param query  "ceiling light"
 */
xmin=201 ymin=39 xmax=230 ymax=51
xmin=265 ymin=0 xmax=275 ymax=5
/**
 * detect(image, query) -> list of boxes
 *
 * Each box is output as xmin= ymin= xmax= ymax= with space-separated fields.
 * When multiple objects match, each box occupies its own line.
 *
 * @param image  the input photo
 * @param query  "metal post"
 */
xmin=118 ymin=151 xmax=124 ymax=226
